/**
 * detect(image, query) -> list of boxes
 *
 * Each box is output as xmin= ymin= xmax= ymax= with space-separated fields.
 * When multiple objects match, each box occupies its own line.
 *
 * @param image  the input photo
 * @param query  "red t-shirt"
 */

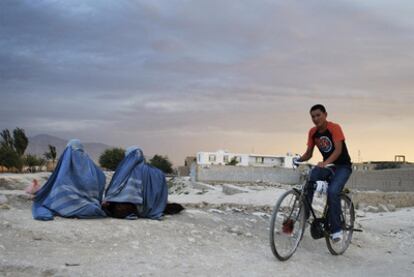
xmin=307 ymin=121 xmax=351 ymax=165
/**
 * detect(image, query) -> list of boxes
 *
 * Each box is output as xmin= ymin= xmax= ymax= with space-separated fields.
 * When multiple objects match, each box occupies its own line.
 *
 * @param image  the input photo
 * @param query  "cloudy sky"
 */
xmin=1 ymin=0 xmax=414 ymax=165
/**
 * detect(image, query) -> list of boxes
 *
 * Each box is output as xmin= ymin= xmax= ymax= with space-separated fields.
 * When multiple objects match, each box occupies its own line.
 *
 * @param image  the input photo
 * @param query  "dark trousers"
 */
xmin=305 ymin=165 xmax=352 ymax=233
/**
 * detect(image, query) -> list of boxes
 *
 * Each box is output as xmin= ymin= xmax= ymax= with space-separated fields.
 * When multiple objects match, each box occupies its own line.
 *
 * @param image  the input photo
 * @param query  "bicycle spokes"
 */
xmin=270 ymin=189 xmax=306 ymax=261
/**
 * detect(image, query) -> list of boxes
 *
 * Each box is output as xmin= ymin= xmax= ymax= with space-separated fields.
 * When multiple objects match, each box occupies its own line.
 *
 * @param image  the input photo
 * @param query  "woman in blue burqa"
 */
xmin=32 ymin=139 xmax=106 ymax=220
xmin=102 ymin=146 xmax=168 ymax=220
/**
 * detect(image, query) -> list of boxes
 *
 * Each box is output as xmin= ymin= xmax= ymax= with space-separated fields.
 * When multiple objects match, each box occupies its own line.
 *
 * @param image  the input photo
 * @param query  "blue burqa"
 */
xmin=32 ymin=139 xmax=106 ymax=220
xmin=104 ymin=146 xmax=168 ymax=219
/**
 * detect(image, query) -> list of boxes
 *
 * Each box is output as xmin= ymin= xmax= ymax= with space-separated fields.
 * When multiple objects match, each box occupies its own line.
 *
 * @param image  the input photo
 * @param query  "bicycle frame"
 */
xmin=294 ymin=165 xmax=335 ymax=235
xmin=294 ymin=166 xmax=357 ymax=235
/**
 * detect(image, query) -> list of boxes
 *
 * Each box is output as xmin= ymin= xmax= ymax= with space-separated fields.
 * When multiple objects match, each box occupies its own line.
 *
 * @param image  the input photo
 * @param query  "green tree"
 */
xmin=24 ymin=154 xmax=46 ymax=172
xmin=149 ymin=154 xmax=173 ymax=174
xmin=13 ymin=128 xmax=28 ymax=156
xmin=0 ymin=129 xmax=13 ymax=148
xmin=226 ymin=157 xmax=239 ymax=166
xmin=99 ymin=148 xmax=125 ymax=170
xmin=44 ymin=144 xmax=57 ymax=162
xmin=0 ymin=145 xmax=22 ymax=170
xmin=0 ymin=128 xmax=28 ymax=171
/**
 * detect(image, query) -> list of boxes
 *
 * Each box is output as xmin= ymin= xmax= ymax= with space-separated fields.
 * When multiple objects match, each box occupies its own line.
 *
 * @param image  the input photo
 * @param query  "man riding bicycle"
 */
xmin=294 ymin=104 xmax=352 ymax=242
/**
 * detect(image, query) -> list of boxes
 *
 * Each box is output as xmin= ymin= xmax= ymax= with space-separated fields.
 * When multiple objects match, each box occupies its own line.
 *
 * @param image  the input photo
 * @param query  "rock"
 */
xmin=227 ymin=227 xmax=243 ymax=236
xmin=0 ymin=204 xmax=10 ymax=210
xmin=0 ymin=190 xmax=31 ymax=209
xmin=252 ymin=212 xmax=270 ymax=218
xmin=1 ymin=221 xmax=11 ymax=228
xmin=222 ymin=184 xmax=248 ymax=195
xmin=357 ymin=202 xmax=368 ymax=210
xmin=191 ymin=182 xmax=215 ymax=191
xmin=378 ymin=204 xmax=389 ymax=213
xmin=0 ymin=194 xmax=8 ymax=205
xmin=231 ymin=208 xmax=243 ymax=213
xmin=65 ymin=263 xmax=80 ymax=267
xmin=363 ymin=206 xmax=379 ymax=213
xmin=356 ymin=210 xmax=366 ymax=218
xmin=386 ymin=204 xmax=396 ymax=212
xmin=208 ymin=209 xmax=225 ymax=214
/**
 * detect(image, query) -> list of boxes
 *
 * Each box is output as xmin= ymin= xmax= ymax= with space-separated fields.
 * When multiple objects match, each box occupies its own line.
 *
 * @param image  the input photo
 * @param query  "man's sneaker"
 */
xmin=331 ymin=230 xmax=343 ymax=243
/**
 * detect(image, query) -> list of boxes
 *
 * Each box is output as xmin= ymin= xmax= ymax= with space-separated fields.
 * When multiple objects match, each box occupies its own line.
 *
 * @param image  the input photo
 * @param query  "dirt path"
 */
xmin=1 ymin=206 xmax=413 ymax=277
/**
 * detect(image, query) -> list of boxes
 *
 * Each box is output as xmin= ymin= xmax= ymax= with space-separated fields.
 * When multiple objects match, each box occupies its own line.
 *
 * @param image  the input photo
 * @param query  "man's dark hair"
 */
xmin=310 ymin=104 xmax=326 ymax=113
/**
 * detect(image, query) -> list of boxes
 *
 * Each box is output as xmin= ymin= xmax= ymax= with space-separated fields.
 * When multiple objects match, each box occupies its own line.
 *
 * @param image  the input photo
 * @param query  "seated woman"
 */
xmin=103 ymin=146 xmax=168 ymax=219
xmin=32 ymin=139 xmax=106 ymax=220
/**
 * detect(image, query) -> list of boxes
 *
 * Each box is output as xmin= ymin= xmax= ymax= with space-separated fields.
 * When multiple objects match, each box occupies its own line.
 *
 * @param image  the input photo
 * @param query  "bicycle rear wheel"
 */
xmin=269 ymin=189 xmax=306 ymax=261
xmin=326 ymin=193 xmax=355 ymax=255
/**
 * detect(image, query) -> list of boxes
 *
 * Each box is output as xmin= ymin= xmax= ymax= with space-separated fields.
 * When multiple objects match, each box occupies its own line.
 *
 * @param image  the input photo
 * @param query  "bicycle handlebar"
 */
xmin=293 ymin=162 xmax=336 ymax=176
xmin=293 ymin=162 xmax=335 ymax=168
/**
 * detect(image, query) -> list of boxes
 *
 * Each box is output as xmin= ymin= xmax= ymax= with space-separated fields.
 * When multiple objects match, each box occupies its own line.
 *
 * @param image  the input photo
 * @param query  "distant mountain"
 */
xmin=26 ymin=134 xmax=113 ymax=162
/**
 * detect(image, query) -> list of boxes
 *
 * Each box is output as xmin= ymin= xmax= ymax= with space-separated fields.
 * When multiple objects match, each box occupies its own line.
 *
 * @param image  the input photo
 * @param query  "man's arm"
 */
xmin=318 ymin=140 xmax=343 ymax=167
xmin=298 ymin=145 xmax=314 ymax=162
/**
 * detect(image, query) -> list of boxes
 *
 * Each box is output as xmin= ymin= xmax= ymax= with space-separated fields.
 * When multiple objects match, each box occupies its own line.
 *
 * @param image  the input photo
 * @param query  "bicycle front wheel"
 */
xmin=269 ymin=189 xmax=306 ymax=261
xmin=326 ymin=193 xmax=355 ymax=255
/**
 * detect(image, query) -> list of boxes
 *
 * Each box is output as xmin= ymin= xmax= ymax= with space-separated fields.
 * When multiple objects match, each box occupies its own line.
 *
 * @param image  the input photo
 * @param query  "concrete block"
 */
xmin=364 ymin=206 xmax=379 ymax=213
xmin=222 ymin=184 xmax=249 ymax=195
xmin=378 ymin=204 xmax=389 ymax=212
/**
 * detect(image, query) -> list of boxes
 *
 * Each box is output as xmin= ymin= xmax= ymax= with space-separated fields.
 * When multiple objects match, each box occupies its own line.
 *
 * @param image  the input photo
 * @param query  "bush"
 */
xmin=99 ymin=148 xmax=125 ymax=170
xmin=149 ymin=154 xmax=173 ymax=174
xmin=226 ymin=157 xmax=239 ymax=166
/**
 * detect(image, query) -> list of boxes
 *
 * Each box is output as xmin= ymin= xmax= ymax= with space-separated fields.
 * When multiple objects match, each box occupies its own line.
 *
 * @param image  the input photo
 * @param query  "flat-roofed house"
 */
xmin=196 ymin=150 xmax=296 ymax=168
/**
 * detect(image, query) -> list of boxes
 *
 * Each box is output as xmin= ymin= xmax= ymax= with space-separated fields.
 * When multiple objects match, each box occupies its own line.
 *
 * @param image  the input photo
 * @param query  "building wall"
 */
xmin=346 ymin=168 xmax=414 ymax=192
xmin=197 ymin=151 xmax=249 ymax=166
xmin=284 ymin=156 xmax=295 ymax=168
xmin=193 ymin=165 xmax=414 ymax=192
xmin=177 ymin=166 xmax=190 ymax=177
xmin=194 ymin=165 xmax=300 ymax=184
xmin=352 ymin=162 xmax=414 ymax=171
xmin=248 ymin=156 xmax=284 ymax=167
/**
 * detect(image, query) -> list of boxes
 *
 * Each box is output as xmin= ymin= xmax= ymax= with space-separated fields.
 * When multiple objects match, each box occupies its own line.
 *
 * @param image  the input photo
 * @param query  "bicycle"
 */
xmin=269 ymin=163 xmax=357 ymax=261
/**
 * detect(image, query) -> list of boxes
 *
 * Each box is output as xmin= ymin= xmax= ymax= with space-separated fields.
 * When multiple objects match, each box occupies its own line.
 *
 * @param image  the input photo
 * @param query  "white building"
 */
xmin=196 ymin=150 xmax=296 ymax=168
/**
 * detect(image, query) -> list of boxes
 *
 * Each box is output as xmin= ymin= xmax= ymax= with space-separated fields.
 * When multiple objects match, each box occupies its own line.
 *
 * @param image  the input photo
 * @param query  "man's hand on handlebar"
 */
xmin=316 ymin=162 xmax=326 ymax=168
xmin=292 ymin=156 xmax=301 ymax=168
xmin=317 ymin=162 xmax=336 ymax=168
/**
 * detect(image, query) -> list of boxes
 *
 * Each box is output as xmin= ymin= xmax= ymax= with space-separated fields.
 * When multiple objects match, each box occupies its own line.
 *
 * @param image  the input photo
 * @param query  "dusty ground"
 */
xmin=0 ymin=174 xmax=413 ymax=276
